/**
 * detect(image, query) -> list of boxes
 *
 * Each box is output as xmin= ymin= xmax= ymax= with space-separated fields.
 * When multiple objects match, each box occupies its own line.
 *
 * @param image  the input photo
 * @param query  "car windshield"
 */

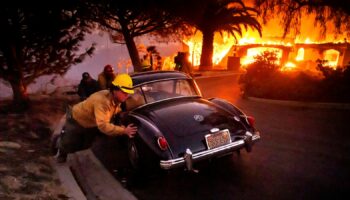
xmin=125 ymin=79 xmax=199 ymax=110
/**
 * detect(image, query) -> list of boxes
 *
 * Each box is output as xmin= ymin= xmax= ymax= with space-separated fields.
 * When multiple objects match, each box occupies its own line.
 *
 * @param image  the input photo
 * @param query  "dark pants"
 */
xmin=58 ymin=117 xmax=99 ymax=154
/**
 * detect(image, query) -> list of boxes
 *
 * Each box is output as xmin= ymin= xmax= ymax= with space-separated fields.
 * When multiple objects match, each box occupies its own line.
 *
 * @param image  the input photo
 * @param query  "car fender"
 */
xmin=208 ymin=97 xmax=255 ymax=130
xmin=128 ymin=112 xmax=174 ymax=159
xmin=208 ymin=97 xmax=245 ymax=116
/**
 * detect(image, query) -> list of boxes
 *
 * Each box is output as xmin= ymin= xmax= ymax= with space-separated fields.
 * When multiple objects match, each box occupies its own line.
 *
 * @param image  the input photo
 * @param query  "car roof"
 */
xmin=130 ymin=71 xmax=192 ymax=86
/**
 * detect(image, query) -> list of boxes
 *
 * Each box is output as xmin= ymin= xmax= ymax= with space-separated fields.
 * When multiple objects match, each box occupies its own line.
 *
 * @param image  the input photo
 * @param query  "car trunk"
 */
xmin=137 ymin=98 xmax=247 ymax=158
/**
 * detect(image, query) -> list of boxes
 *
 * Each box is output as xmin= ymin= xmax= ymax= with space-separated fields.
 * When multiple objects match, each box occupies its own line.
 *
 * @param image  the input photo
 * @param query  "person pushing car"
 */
xmin=55 ymin=73 xmax=138 ymax=163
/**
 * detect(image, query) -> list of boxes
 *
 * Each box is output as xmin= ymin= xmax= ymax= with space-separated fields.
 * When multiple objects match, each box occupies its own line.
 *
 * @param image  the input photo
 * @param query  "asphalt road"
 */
xmin=94 ymin=74 xmax=350 ymax=200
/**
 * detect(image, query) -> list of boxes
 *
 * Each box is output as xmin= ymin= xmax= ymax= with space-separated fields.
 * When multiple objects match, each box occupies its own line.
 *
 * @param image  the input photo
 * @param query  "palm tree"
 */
xmin=194 ymin=0 xmax=262 ymax=70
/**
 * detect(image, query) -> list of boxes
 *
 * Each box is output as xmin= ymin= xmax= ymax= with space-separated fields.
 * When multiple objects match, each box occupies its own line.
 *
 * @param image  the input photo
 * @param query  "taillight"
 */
xmin=247 ymin=116 xmax=255 ymax=127
xmin=157 ymin=136 xmax=168 ymax=151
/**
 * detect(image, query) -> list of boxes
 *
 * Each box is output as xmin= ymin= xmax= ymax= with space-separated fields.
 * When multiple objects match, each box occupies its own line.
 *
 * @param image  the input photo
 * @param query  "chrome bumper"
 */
xmin=160 ymin=131 xmax=260 ymax=170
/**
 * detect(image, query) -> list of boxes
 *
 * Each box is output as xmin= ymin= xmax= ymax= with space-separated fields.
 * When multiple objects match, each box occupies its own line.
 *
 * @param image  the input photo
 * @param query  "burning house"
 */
xmin=181 ymin=14 xmax=350 ymax=72
xmin=182 ymin=32 xmax=350 ymax=71
xmin=226 ymin=39 xmax=350 ymax=70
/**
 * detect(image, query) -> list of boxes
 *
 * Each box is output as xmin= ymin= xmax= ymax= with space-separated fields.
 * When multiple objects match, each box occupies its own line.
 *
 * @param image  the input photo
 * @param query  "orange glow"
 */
xmin=241 ymin=47 xmax=282 ymax=66
xmin=161 ymin=56 xmax=176 ymax=70
xmin=238 ymin=37 xmax=292 ymax=46
xmin=281 ymin=62 xmax=297 ymax=71
xmin=323 ymin=49 xmax=339 ymax=69
xmin=304 ymin=38 xmax=312 ymax=44
xmin=296 ymin=48 xmax=304 ymax=61
xmin=181 ymin=30 xmax=348 ymax=71
xmin=178 ymin=13 xmax=349 ymax=71
xmin=183 ymin=32 xmax=236 ymax=66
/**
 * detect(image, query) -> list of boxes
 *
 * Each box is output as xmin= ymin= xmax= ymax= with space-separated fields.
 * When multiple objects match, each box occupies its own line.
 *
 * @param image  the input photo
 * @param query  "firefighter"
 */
xmin=77 ymin=72 xmax=99 ymax=101
xmin=55 ymin=74 xmax=138 ymax=163
xmin=141 ymin=54 xmax=152 ymax=71
xmin=98 ymin=64 xmax=116 ymax=90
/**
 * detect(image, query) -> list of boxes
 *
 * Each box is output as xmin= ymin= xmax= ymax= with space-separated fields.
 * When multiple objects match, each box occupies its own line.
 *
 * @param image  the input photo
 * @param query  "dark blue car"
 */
xmin=118 ymin=70 xmax=260 ymax=172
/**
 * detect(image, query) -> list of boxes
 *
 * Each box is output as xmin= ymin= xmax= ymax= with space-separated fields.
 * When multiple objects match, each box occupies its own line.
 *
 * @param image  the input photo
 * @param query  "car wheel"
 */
xmin=127 ymin=138 xmax=160 ymax=173
xmin=127 ymin=139 xmax=140 ymax=170
xmin=126 ymin=139 xmax=150 ymax=187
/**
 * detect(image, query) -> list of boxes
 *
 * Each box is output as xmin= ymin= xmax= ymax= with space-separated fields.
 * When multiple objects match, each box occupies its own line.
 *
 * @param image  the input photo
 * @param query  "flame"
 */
xmin=295 ymin=48 xmax=304 ymax=61
xmin=183 ymin=32 xmax=236 ymax=66
xmin=240 ymin=47 xmax=283 ymax=67
xmin=323 ymin=49 xmax=339 ymax=69
xmin=178 ymin=13 xmax=349 ymax=71
xmin=304 ymin=38 xmax=312 ymax=44
xmin=161 ymin=56 xmax=176 ymax=70
xmin=181 ymin=30 xmax=347 ymax=71
xmin=281 ymin=62 xmax=297 ymax=71
xmin=238 ymin=37 xmax=257 ymax=45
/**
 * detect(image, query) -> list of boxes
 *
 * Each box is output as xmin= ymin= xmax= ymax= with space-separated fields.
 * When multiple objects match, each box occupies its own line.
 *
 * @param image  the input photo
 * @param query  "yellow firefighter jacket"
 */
xmin=72 ymin=90 xmax=125 ymax=136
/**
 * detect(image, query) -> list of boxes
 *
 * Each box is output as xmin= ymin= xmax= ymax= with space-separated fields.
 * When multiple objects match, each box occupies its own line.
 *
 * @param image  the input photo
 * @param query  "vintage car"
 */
xmin=117 ymin=70 xmax=261 ymax=172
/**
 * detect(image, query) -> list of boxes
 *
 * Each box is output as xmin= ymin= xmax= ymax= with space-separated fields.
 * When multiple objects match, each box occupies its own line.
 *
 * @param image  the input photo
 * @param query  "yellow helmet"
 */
xmin=111 ymin=74 xmax=134 ymax=94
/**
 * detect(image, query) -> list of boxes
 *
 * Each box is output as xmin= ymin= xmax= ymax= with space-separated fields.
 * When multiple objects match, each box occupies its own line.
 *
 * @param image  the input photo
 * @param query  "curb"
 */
xmin=246 ymin=96 xmax=350 ymax=110
xmin=51 ymin=159 xmax=87 ymax=200
xmin=51 ymin=115 xmax=137 ymax=200
xmin=68 ymin=149 xmax=137 ymax=200
xmin=52 ymin=150 xmax=138 ymax=200
xmin=51 ymin=114 xmax=87 ymax=200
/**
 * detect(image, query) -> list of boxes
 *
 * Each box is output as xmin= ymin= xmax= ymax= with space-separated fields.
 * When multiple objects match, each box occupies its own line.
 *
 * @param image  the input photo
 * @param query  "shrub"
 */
xmin=240 ymin=53 xmax=350 ymax=103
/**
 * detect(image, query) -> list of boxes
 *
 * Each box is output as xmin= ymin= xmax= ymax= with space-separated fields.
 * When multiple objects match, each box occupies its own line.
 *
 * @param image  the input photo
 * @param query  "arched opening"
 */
xmin=241 ymin=47 xmax=282 ymax=66
xmin=323 ymin=49 xmax=340 ymax=69
xmin=296 ymin=48 xmax=305 ymax=61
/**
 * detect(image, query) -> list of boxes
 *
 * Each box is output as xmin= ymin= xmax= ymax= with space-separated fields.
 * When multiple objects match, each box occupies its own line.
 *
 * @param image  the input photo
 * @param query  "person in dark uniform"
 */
xmin=77 ymin=72 xmax=99 ymax=101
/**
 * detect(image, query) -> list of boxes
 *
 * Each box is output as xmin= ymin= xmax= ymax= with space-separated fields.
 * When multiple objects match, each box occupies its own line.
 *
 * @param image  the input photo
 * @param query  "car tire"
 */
xmin=127 ymin=138 xmax=160 ymax=174
xmin=127 ymin=139 xmax=140 ymax=170
xmin=126 ymin=139 xmax=150 ymax=187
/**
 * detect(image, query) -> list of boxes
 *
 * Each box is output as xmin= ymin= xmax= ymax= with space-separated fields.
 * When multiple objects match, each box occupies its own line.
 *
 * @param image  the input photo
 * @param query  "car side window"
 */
xmin=175 ymin=80 xmax=196 ymax=96
xmin=141 ymin=85 xmax=156 ymax=103
xmin=125 ymin=87 xmax=146 ymax=110
xmin=139 ymin=79 xmax=198 ymax=103
xmin=142 ymin=81 xmax=172 ymax=101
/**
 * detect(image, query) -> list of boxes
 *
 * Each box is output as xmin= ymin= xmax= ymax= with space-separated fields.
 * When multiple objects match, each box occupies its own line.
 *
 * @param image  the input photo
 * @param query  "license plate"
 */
xmin=205 ymin=129 xmax=232 ymax=149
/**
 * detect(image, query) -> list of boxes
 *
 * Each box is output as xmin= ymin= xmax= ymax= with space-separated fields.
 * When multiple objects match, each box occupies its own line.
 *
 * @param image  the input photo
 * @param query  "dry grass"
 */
xmin=0 ymin=94 xmax=79 ymax=200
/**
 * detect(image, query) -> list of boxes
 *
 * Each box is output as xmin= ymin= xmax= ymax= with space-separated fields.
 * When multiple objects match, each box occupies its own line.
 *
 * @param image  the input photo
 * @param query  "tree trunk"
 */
xmin=9 ymin=77 xmax=30 ymax=110
xmin=199 ymin=30 xmax=214 ymax=71
xmin=124 ymin=34 xmax=142 ymax=72
xmin=4 ymin=44 xmax=30 ymax=110
xmin=120 ymin=20 xmax=142 ymax=72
